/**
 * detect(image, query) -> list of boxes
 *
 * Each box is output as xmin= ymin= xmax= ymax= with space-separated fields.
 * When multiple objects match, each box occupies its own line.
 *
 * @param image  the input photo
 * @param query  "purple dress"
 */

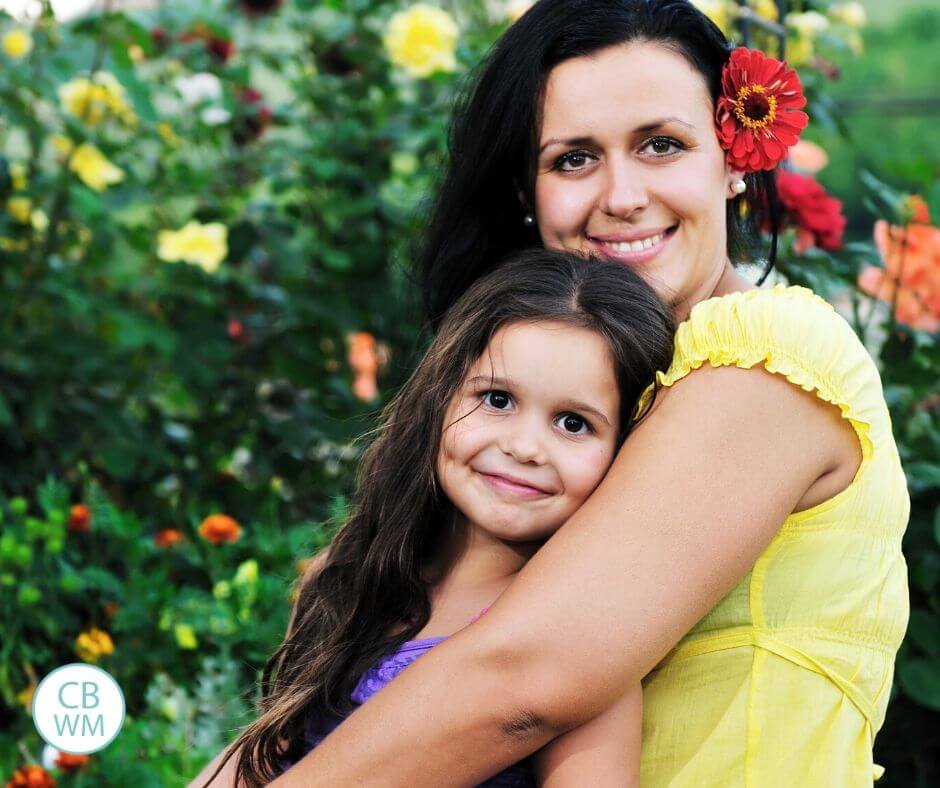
xmin=277 ymin=634 xmax=536 ymax=786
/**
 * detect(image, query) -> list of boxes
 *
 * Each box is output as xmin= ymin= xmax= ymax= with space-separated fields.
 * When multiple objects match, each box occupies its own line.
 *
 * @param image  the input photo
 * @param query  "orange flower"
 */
xmin=198 ymin=514 xmax=242 ymax=545
xmin=5 ymin=764 xmax=56 ymax=788
xmin=347 ymin=332 xmax=378 ymax=401
xmin=67 ymin=504 xmax=91 ymax=534
xmin=154 ymin=528 xmax=185 ymax=548
xmin=52 ymin=753 xmax=89 ymax=772
xmin=75 ymin=626 xmax=114 ymax=663
xmin=907 ymin=194 xmax=931 ymax=225
xmin=858 ymin=202 xmax=940 ymax=332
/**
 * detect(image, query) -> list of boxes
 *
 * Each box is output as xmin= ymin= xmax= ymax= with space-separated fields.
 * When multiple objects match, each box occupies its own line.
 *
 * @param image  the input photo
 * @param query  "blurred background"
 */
xmin=0 ymin=0 xmax=936 ymax=785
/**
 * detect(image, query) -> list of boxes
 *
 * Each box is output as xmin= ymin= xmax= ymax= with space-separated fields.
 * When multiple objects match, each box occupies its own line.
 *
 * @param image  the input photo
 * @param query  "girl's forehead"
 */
xmin=539 ymin=41 xmax=713 ymax=135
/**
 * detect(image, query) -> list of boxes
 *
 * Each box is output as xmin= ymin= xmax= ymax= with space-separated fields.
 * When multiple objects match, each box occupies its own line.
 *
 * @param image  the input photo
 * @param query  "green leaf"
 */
xmin=927 ymin=180 xmax=940 ymax=226
xmin=907 ymin=609 xmax=940 ymax=656
xmin=935 ymin=505 xmax=940 ymax=547
xmin=905 ymin=462 xmax=940 ymax=490
xmin=899 ymin=657 xmax=940 ymax=712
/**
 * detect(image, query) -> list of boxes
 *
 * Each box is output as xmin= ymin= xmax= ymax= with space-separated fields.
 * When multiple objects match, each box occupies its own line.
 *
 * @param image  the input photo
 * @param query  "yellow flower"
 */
xmin=58 ymin=72 xmax=137 ymax=126
xmin=3 ymin=29 xmax=33 ymax=59
xmin=234 ymin=559 xmax=259 ymax=586
xmin=174 ymin=623 xmax=198 ymax=650
xmin=7 ymin=197 xmax=32 ymax=224
xmin=17 ymin=681 xmax=36 ymax=710
xmin=748 ymin=0 xmax=778 ymax=23
xmin=9 ymin=162 xmax=28 ymax=191
xmin=157 ymin=221 xmax=228 ymax=273
xmin=0 ymin=237 xmax=28 ymax=251
xmin=384 ymin=4 xmax=458 ymax=78
xmin=75 ymin=626 xmax=114 ymax=663
xmin=157 ymin=122 xmax=181 ymax=147
xmin=690 ymin=0 xmax=732 ymax=35
xmin=787 ymin=33 xmax=815 ymax=67
xmin=69 ymin=143 xmax=125 ymax=192
xmin=829 ymin=2 xmax=866 ymax=29
xmin=128 ymin=44 xmax=145 ymax=63
xmin=31 ymin=209 xmax=49 ymax=233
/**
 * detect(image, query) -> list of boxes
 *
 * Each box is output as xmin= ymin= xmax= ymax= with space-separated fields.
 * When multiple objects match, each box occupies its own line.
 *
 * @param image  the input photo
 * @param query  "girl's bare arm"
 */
xmin=534 ymin=684 xmax=642 ymax=787
xmin=267 ymin=363 xmax=859 ymax=786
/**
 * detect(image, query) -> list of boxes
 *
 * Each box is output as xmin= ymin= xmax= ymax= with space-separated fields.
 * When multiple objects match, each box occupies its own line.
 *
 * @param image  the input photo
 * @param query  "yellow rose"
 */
xmin=58 ymin=72 xmax=137 ymax=126
xmin=2 ymin=29 xmax=33 ymax=59
xmin=7 ymin=197 xmax=33 ymax=224
xmin=174 ymin=623 xmax=198 ymax=650
xmin=157 ymin=221 xmax=229 ymax=273
xmin=75 ymin=626 xmax=114 ymax=663
xmin=829 ymin=2 xmax=866 ymax=29
xmin=690 ymin=0 xmax=733 ymax=35
xmin=384 ymin=4 xmax=459 ymax=78
xmin=68 ymin=143 xmax=125 ymax=192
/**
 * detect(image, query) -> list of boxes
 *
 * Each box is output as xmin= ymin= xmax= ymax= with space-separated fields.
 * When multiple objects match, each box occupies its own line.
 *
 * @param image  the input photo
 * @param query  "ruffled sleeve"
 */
xmin=635 ymin=284 xmax=886 ymax=469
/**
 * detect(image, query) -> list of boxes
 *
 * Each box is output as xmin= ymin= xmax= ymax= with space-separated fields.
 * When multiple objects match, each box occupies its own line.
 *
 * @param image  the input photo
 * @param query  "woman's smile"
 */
xmin=587 ymin=225 xmax=679 ymax=265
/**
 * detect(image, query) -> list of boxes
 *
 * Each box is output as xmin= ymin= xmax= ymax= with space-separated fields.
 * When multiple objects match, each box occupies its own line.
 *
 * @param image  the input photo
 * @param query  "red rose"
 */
xmin=775 ymin=169 xmax=846 ymax=252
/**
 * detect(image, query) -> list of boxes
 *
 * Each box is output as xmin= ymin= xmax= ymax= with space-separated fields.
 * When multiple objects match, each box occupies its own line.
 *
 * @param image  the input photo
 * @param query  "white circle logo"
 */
xmin=32 ymin=664 xmax=125 ymax=754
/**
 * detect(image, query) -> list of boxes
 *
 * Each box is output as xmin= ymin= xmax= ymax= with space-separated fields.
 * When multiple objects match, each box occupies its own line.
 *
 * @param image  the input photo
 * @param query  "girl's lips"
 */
xmin=588 ymin=225 xmax=677 ymax=265
xmin=478 ymin=472 xmax=551 ymax=500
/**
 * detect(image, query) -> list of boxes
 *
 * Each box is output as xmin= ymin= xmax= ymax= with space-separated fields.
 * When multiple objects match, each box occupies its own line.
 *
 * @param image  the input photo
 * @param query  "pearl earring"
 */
xmin=731 ymin=178 xmax=747 ymax=195
xmin=523 ymin=214 xmax=535 ymax=226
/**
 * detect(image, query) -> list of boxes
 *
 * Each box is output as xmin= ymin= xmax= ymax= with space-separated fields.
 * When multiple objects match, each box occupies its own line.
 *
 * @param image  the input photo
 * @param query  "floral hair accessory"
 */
xmin=715 ymin=46 xmax=809 ymax=173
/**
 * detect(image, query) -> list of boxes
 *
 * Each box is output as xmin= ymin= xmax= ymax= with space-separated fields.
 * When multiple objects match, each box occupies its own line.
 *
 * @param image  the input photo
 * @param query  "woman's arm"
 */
xmin=270 ymin=364 xmax=858 ymax=786
xmin=534 ymin=684 xmax=641 ymax=787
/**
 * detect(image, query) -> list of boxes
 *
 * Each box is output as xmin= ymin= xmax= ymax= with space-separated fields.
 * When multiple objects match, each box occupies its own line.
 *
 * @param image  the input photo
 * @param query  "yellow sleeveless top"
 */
xmin=636 ymin=285 xmax=910 ymax=787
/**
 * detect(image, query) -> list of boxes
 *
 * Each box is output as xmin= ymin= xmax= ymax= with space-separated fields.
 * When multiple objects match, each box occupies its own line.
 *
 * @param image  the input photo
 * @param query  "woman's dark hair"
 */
xmin=416 ymin=0 xmax=781 ymax=331
xmin=201 ymin=248 xmax=675 ymax=787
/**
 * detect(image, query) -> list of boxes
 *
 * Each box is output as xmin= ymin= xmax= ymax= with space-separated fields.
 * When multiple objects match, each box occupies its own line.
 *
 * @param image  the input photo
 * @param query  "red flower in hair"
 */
xmin=716 ymin=47 xmax=808 ymax=172
xmin=775 ymin=169 xmax=846 ymax=252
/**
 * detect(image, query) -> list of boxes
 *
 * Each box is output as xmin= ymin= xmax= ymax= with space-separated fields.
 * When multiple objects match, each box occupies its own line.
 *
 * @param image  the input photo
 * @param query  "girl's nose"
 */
xmin=499 ymin=421 xmax=546 ymax=465
xmin=600 ymin=157 xmax=649 ymax=217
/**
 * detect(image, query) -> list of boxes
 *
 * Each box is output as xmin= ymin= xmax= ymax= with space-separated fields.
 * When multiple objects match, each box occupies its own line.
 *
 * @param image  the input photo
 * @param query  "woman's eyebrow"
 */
xmin=539 ymin=117 xmax=695 ymax=155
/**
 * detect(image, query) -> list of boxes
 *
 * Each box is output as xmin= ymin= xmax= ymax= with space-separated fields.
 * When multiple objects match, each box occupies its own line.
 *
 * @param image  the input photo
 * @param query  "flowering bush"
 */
xmin=0 ymin=1 xmax=936 ymax=785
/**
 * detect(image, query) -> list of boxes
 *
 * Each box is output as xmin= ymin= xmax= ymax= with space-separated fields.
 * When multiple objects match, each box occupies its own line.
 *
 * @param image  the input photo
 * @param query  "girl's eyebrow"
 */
xmin=465 ymin=375 xmax=611 ymax=426
xmin=538 ymin=117 xmax=695 ymax=155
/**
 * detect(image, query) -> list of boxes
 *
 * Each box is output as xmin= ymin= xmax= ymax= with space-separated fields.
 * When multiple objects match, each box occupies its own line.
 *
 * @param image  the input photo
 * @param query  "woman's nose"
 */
xmin=600 ymin=157 xmax=649 ymax=217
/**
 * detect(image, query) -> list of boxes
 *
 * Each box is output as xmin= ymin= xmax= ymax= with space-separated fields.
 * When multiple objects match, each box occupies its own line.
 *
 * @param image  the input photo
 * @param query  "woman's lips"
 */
xmin=588 ymin=225 xmax=677 ymax=265
xmin=478 ymin=472 xmax=552 ymax=499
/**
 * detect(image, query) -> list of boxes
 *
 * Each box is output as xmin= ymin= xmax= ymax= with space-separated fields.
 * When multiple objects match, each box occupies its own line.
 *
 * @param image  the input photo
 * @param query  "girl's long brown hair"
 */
xmin=201 ymin=248 xmax=675 ymax=786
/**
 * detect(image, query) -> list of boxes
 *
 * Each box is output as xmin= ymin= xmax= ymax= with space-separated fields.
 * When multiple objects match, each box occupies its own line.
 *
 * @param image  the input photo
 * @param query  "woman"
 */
xmin=195 ymin=0 xmax=909 ymax=785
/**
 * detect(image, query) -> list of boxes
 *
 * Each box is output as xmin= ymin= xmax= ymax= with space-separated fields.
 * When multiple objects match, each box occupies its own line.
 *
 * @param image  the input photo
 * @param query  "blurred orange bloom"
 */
xmin=67 ymin=504 xmax=91 ymax=534
xmin=787 ymin=140 xmax=829 ymax=174
xmin=154 ymin=528 xmax=186 ymax=548
xmin=198 ymin=514 xmax=242 ymax=544
xmin=52 ymin=753 xmax=89 ymax=772
xmin=348 ymin=332 xmax=378 ymax=401
xmin=858 ymin=197 xmax=940 ymax=332
xmin=75 ymin=626 xmax=114 ymax=663
xmin=5 ymin=765 xmax=56 ymax=788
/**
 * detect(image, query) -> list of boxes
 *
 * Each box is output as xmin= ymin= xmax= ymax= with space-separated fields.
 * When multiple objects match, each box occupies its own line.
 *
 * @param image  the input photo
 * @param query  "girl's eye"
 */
xmin=556 ymin=413 xmax=592 ymax=436
xmin=552 ymin=150 xmax=595 ymax=172
xmin=642 ymin=136 xmax=684 ymax=157
xmin=482 ymin=390 xmax=513 ymax=410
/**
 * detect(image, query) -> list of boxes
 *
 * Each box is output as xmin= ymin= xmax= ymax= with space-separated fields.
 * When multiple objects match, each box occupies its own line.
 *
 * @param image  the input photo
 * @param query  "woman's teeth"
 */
xmin=601 ymin=232 xmax=665 ymax=252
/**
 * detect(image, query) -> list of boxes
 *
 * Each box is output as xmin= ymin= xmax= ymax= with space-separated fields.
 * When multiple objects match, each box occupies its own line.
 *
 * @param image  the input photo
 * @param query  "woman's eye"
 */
xmin=482 ymin=390 xmax=513 ymax=410
xmin=553 ymin=150 xmax=594 ymax=172
xmin=556 ymin=413 xmax=591 ymax=436
xmin=643 ymin=136 xmax=684 ymax=157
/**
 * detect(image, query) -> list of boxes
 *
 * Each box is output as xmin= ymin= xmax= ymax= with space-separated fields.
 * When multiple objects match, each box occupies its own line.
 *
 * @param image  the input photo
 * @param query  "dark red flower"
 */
xmin=227 ymin=319 xmax=245 ymax=340
xmin=237 ymin=0 xmax=283 ymax=16
xmin=150 ymin=26 xmax=170 ymax=49
xmin=775 ymin=169 xmax=846 ymax=252
xmin=716 ymin=47 xmax=809 ymax=172
xmin=179 ymin=24 xmax=236 ymax=64
xmin=232 ymin=87 xmax=273 ymax=145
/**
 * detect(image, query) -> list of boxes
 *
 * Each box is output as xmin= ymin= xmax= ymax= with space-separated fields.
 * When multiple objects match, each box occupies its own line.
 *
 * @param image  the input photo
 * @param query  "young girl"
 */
xmin=194 ymin=248 xmax=675 ymax=788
